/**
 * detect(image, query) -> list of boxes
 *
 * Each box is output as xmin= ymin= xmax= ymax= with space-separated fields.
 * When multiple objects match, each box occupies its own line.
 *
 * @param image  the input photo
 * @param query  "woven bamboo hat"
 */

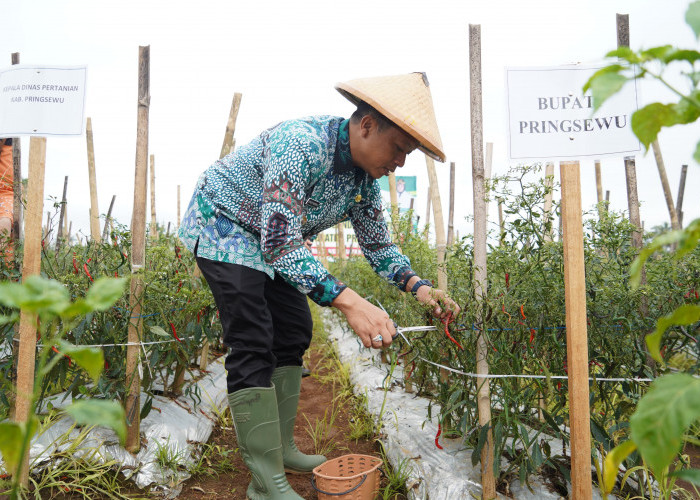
xmin=335 ymin=72 xmax=446 ymax=162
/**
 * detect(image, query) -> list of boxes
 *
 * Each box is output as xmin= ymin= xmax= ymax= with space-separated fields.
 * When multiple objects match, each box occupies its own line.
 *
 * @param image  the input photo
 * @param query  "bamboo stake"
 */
xmin=677 ymin=164 xmax=688 ymax=228
xmin=103 ymin=195 xmax=116 ymax=241
xmin=85 ymin=117 xmax=101 ymax=243
xmin=177 ymin=185 xmax=181 ymax=229
xmin=469 ymin=24 xmax=496 ymax=499
xmin=55 ymin=176 xmax=68 ymax=253
xmin=544 ymin=162 xmax=555 ymax=243
xmin=595 ymin=160 xmax=604 ymax=218
xmin=425 ymin=156 xmax=447 ymax=291
xmin=149 ymin=154 xmax=158 ymax=239
xmin=126 ymin=46 xmax=150 ymax=453
xmin=498 ymin=199 xmax=504 ymax=246
xmin=446 ymin=162 xmax=456 ymax=247
xmin=11 ymin=53 xmax=22 ymax=245
xmin=336 ymin=222 xmax=346 ymax=261
xmin=388 ymin=172 xmax=399 ymax=243
xmin=424 ymin=186 xmax=431 ymax=235
xmin=651 ymin=140 xmax=680 ymax=230
xmin=15 ymin=137 xmax=47 ymax=487
xmin=560 ymin=161 xmax=592 ymax=499
xmin=220 ymin=93 xmax=243 ymax=159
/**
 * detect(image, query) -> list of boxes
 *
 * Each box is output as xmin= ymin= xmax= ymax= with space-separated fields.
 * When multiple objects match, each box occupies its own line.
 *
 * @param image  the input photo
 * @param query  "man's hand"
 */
xmin=414 ymin=285 xmax=461 ymax=321
xmin=304 ymin=239 xmax=313 ymax=251
xmin=331 ymin=288 xmax=396 ymax=349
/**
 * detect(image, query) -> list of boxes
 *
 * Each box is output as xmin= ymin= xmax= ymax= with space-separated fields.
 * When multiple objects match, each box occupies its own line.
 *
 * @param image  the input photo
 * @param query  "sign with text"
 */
xmin=506 ymin=63 xmax=641 ymax=160
xmin=0 ymin=65 xmax=87 ymax=136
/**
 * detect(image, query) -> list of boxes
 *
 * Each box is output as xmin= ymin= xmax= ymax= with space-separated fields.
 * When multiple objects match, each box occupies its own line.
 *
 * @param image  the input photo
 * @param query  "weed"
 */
xmin=377 ymin=442 xmax=413 ymax=500
xmin=188 ymin=443 xmax=238 ymax=478
xmin=304 ymin=400 xmax=344 ymax=457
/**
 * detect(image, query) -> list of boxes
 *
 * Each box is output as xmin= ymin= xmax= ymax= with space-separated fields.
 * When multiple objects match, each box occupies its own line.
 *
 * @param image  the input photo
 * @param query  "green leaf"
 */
xmin=646 ymin=304 xmax=700 ymax=362
xmin=0 ymin=417 xmax=38 ymax=476
xmin=640 ymin=45 xmax=673 ymax=61
xmin=603 ymin=440 xmax=637 ymax=494
xmin=631 ymin=103 xmax=681 ymax=148
xmin=471 ymin=423 xmax=490 ymax=467
xmin=56 ymin=340 xmax=104 ymax=383
xmin=672 ymin=92 xmax=700 ymax=125
xmin=64 ymin=400 xmax=126 ymax=446
xmin=604 ymin=47 xmax=638 ymax=63
xmin=60 ymin=299 xmax=93 ymax=318
xmin=694 ymin=139 xmax=700 ymax=164
xmin=0 ymin=276 xmax=71 ymax=315
xmin=583 ymin=65 xmax=627 ymax=111
xmin=671 ymin=468 xmax=700 ymax=486
xmin=630 ymin=373 xmax=700 ymax=476
xmin=663 ymin=49 xmax=700 ymax=64
xmin=83 ymin=277 xmax=127 ymax=312
xmin=629 ymin=230 xmax=684 ymax=288
xmin=686 ymin=1 xmax=700 ymax=39
xmin=149 ymin=325 xmax=170 ymax=337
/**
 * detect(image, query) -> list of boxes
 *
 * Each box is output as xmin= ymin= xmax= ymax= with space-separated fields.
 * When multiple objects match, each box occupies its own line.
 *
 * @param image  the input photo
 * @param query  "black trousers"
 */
xmin=196 ymin=256 xmax=313 ymax=393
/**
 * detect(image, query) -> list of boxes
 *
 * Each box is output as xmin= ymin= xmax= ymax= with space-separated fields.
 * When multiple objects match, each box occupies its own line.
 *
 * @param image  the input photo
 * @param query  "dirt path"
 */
xmin=177 ymin=346 xmax=383 ymax=499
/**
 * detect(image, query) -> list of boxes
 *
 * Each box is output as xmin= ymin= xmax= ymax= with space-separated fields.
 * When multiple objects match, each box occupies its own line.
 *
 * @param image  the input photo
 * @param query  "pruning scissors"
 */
xmin=392 ymin=323 xmax=438 ymax=347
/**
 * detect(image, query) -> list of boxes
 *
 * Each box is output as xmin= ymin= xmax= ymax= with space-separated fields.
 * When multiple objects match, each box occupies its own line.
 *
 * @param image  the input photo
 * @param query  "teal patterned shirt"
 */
xmin=178 ymin=116 xmax=415 ymax=306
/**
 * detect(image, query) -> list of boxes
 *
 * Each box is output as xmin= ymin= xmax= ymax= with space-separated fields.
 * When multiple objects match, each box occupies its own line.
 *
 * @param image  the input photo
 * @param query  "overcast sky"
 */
xmin=2 ymin=0 xmax=699 ymax=243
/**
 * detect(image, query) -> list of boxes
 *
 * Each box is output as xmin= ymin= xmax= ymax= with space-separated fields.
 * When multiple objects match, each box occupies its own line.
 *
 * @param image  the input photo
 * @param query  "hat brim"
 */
xmin=336 ymin=84 xmax=446 ymax=162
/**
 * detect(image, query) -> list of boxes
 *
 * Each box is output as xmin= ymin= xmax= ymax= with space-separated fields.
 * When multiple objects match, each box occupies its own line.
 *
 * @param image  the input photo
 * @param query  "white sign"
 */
xmin=0 ymin=65 xmax=87 ymax=137
xmin=506 ymin=63 xmax=641 ymax=160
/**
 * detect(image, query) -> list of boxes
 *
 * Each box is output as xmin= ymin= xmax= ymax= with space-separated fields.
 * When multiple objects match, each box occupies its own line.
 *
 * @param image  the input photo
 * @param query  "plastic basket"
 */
xmin=311 ymin=454 xmax=383 ymax=500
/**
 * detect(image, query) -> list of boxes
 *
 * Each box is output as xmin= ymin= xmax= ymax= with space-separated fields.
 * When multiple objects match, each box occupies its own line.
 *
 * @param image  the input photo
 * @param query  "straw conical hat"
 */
xmin=335 ymin=73 xmax=446 ymax=162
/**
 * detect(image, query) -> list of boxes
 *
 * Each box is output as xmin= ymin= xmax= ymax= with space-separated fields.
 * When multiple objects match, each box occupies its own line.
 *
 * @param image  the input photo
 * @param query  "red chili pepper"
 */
xmin=72 ymin=253 xmax=80 ymax=274
xmin=407 ymin=361 xmax=416 ymax=378
xmin=177 ymin=280 xmax=183 ymax=293
xmin=557 ymin=381 xmax=562 ymax=391
xmin=520 ymin=304 xmax=526 ymax=320
xmin=435 ymin=423 xmax=444 ymax=450
xmin=505 ymin=272 xmax=510 ymax=290
xmin=197 ymin=311 xmax=201 ymax=323
xmin=83 ymin=263 xmax=94 ymax=282
xmin=442 ymin=318 xmax=464 ymax=350
xmin=175 ymin=246 xmax=182 ymax=259
xmin=529 ymin=329 xmax=536 ymax=344
xmin=502 ymin=305 xmax=511 ymax=323
xmin=169 ymin=322 xmax=182 ymax=342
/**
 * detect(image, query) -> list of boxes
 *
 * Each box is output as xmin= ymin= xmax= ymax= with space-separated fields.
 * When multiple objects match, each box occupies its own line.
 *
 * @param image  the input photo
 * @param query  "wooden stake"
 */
xmin=469 ymin=23 xmax=496 ymax=499
xmin=544 ymin=162 xmax=555 ymax=243
xmin=425 ymin=156 xmax=447 ymax=291
xmin=85 ymin=117 xmax=101 ymax=243
xmin=559 ymin=161 xmax=592 ymax=500
xmin=126 ymin=46 xmax=150 ymax=453
xmin=15 ymin=137 xmax=47 ymax=487
xmin=149 ymin=154 xmax=158 ymax=239
xmin=220 ymin=93 xmax=243 ymax=159
xmin=677 ymin=164 xmax=688 ymax=228
xmin=446 ymin=162 xmax=456 ymax=247
xmin=103 ymin=195 xmax=116 ymax=241
xmin=624 ymin=156 xmax=643 ymax=249
xmin=651 ymin=140 xmax=680 ymax=230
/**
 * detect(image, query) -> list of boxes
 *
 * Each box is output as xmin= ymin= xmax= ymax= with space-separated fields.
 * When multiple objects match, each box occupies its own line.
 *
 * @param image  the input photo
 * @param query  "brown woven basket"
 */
xmin=311 ymin=454 xmax=383 ymax=500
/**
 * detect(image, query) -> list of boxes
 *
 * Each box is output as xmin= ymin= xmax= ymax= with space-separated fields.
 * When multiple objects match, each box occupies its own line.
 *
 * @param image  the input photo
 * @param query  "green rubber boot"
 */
xmin=271 ymin=365 xmax=327 ymax=474
xmin=227 ymin=386 xmax=303 ymax=500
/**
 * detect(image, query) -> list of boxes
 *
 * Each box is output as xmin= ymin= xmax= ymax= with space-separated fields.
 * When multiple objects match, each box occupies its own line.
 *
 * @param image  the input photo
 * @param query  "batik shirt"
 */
xmin=178 ymin=116 xmax=416 ymax=306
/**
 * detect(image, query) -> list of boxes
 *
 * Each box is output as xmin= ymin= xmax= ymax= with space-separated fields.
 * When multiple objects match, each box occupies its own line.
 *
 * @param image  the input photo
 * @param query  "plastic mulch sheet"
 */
xmin=326 ymin=312 xmax=602 ymax=500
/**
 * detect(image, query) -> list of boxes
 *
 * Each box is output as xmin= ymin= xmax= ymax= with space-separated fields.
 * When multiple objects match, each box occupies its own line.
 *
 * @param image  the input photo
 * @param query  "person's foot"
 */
xmin=301 ymin=366 xmax=311 ymax=378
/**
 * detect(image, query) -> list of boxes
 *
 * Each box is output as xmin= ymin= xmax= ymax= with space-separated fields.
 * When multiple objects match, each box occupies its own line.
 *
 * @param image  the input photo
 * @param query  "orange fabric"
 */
xmin=0 ymin=143 xmax=12 ymax=220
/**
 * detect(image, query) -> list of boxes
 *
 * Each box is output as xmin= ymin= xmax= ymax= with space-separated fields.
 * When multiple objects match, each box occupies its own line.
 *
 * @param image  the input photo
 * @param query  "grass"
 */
xmin=307 ymin=301 xmax=411 ymax=499
xmin=187 ymin=442 xmax=238 ymax=478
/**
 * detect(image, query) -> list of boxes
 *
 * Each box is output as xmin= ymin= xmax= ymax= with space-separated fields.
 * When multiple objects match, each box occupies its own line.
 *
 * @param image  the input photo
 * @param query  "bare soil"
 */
xmin=177 ymin=348 xmax=381 ymax=500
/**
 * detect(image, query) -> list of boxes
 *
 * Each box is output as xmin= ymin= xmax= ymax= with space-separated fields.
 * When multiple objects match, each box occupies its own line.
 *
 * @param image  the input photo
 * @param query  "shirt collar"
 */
xmin=333 ymin=119 xmax=368 ymax=185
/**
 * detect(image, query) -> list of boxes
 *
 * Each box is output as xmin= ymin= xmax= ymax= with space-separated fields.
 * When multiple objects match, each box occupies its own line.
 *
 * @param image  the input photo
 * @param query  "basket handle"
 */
xmin=310 ymin=473 xmax=367 ymax=496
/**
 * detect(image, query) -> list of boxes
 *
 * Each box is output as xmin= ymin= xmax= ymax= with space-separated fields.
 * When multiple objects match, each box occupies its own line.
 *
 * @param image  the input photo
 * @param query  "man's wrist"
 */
xmin=410 ymin=278 xmax=433 ymax=296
